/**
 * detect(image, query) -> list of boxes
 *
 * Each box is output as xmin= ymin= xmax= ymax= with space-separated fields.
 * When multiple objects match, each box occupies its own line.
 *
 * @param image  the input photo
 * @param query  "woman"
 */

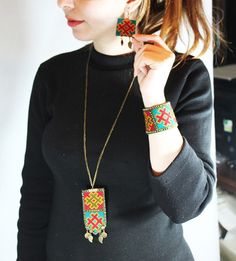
xmin=17 ymin=0 xmax=216 ymax=260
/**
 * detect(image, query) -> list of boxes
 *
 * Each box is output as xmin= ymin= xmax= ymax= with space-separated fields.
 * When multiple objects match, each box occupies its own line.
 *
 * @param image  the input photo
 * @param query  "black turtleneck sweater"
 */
xmin=17 ymin=43 xmax=215 ymax=261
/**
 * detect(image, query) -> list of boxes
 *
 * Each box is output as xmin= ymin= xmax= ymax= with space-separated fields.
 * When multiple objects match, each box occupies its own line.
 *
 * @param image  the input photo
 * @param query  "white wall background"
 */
xmin=0 ymin=1 xmax=219 ymax=260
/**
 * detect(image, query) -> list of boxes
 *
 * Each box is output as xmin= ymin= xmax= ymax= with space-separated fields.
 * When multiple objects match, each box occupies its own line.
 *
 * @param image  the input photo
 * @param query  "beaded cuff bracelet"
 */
xmin=143 ymin=101 xmax=178 ymax=134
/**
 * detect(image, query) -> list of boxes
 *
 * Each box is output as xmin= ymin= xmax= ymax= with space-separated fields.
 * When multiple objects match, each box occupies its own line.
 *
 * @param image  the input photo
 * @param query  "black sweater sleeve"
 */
xmin=147 ymin=59 xmax=216 ymax=224
xmin=17 ymin=65 xmax=53 ymax=261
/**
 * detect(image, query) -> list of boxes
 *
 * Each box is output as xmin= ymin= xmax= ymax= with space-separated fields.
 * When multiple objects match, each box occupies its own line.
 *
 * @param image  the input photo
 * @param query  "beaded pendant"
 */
xmin=116 ymin=18 xmax=136 ymax=49
xmin=81 ymin=188 xmax=108 ymax=243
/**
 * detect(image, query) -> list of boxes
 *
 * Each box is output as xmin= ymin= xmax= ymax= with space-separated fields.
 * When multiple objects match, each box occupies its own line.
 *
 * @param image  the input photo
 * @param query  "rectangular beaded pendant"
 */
xmin=81 ymin=188 xmax=108 ymax=243
xmin=116 ymin=18 xmax=136 ymax=37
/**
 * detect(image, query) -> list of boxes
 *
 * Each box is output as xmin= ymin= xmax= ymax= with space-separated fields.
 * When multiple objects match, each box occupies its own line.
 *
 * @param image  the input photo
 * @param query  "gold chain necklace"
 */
xmin=81 ymin=43 xmax=136 ymax=244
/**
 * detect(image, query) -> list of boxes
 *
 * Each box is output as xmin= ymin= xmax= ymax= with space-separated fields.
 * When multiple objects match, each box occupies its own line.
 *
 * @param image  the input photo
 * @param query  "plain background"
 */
xmin=0 ymin=0 xmax=220 ymax=260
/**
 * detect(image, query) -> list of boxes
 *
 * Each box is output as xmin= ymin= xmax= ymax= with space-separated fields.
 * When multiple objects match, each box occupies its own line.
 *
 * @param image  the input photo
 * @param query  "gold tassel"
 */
xmin=84 ymin=230 xmax=93 ymax=243
xmin=98 ymin=229 xmax=108 ymax=244
xmin=128 ymin=37 xmax=132 ymax=49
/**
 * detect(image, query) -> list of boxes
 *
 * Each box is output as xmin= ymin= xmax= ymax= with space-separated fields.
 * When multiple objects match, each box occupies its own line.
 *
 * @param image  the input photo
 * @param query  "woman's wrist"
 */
xmin=141 ymin=91 xmax=166 ymax=108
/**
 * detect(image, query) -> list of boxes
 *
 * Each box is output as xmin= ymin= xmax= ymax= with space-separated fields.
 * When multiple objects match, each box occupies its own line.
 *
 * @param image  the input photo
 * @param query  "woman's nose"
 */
xmin=57 ymin=0 xmax=74 ymax=10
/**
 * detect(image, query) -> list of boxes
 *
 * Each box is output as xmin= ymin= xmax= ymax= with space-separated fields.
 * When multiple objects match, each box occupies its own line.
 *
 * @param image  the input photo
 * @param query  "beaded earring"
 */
xmin=116 ymin=5 xmax=136 ymax=49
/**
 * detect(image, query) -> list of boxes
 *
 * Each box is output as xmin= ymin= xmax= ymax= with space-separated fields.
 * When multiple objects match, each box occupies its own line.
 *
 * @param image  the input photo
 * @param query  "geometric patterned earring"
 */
xmin=116 ymin=5 xmax=136 ymax=49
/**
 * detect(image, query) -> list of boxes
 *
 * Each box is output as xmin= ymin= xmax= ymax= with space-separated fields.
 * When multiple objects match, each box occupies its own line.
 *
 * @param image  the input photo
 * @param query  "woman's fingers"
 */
xmin=133 ymin=44 xmax=170 ymax=77
xmin=132 ymin=33 xmax=171 ymax=52
xmin=131 ymin=36 xmax=144 ymax=53
xmin=131 ymin=33 xmax=175 ymax=86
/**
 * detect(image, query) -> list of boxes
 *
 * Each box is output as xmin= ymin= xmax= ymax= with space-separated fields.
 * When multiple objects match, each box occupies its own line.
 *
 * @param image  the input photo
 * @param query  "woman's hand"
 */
xmin=132 ymin=34 xmax=175 ymax=107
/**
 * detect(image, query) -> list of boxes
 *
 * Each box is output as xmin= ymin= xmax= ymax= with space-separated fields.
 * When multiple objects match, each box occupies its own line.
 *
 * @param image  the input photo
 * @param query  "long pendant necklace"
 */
xmin=81 ymin=43 xmax=136 ymax=244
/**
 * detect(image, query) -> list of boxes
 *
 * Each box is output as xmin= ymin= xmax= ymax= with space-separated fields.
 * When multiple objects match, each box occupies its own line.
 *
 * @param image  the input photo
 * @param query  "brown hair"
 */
xmin=135 ymin=0 xmax=218 ymax=62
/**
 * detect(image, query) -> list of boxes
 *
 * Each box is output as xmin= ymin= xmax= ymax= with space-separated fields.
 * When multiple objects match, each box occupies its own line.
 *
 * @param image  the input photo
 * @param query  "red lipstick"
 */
xmin=67 ymin=19 xmax=84 ymax=27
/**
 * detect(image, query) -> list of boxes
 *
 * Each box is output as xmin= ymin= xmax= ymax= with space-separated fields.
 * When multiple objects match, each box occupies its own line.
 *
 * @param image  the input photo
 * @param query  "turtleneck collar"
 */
xmin=88 ymin=43 xmax=135 ymax=70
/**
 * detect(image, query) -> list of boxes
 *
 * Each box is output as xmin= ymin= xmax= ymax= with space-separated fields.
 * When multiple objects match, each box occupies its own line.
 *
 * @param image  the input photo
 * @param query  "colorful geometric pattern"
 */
xmin=82 ymin=188 xmax=107 ymax=235
xmin=143 ymin=102 xmax=178 ymax=134
xmin=116 ymin=18 xmax=136 ymax=37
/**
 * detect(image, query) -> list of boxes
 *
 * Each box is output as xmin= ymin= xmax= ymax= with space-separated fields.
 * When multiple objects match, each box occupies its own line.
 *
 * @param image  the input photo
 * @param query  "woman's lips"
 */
xmin=67 ymin=20 xmax=84 ymax=27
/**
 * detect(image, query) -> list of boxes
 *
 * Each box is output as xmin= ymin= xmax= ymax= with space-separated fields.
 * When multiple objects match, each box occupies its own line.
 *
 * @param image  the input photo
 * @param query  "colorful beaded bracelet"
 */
xmin=143 ymin=101 xmax=178 ymax=134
